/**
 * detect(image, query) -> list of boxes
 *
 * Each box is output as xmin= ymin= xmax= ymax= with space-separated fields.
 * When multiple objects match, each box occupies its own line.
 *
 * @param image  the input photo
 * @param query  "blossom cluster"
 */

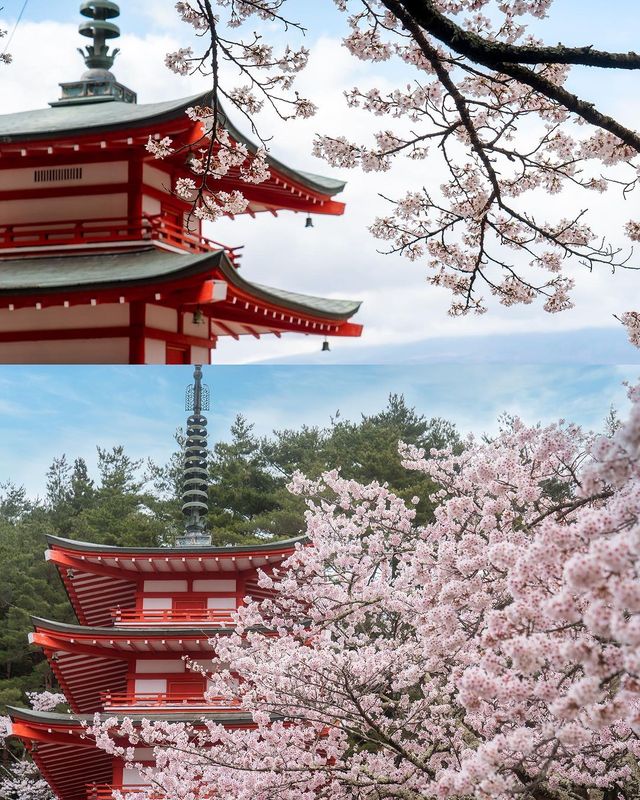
xmin=91 ymin=383 xmax=640 ymax=799
xmin=160 ymin=0 xmax=640 ymax=341
xmin=157 ymin=0 xmax=314 ymax=222
xmin=0 ymin=692 xmax=63 ymax=800
xmin=146 ymin=111 xmax=270 ymax=220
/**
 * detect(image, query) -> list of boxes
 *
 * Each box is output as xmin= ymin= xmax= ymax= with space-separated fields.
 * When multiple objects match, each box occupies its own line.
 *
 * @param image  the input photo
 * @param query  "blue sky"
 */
xmin=0 ymin=4 xmax=638 ymax=500
xmin=0 ymin=364 xmax=637 ymax=499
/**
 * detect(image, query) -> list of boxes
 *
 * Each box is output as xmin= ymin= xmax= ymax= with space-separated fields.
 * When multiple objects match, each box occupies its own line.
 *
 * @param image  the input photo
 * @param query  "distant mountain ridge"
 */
xmin=262 ymin=327 xmax=640 ymax=365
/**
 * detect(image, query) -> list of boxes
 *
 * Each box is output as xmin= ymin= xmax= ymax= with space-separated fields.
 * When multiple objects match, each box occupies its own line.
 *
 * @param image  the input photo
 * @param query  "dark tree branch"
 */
xmin=390 ymin=0 xmax=640 ymax=70
xmin=381 ymin=0 xmax=640 ymax=152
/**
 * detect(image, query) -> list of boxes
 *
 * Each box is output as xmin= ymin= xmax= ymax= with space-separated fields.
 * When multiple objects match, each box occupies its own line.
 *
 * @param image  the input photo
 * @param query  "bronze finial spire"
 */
xmin=178 ymin=366 xmax=212 ymax=547
xmin=78 ymin=1 xmax=121 ymax=71
xmin=51 ymin=1 xmax=136 ymax=107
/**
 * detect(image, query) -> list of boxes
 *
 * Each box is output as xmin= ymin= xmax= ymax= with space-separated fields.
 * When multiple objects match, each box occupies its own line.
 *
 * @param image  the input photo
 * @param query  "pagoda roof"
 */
xmin=46 ymin=533 xmax=305 ymax=556
xmin=0 ymin=248 xmax=362 ymax=336
xmin=9 ymin=706 xmax=254 ymax=800
xmin=31 ymin=615 xmax=236 ymax=639
xmin=0 ymin=91 xmax=345 ymax=197
xmin=31 ymin=616 xmax=231 ymax=713
xmin=46 ymin=534 xmax=303 ymax=628
xmin=8 ymin=706 xmax=253 ymax=726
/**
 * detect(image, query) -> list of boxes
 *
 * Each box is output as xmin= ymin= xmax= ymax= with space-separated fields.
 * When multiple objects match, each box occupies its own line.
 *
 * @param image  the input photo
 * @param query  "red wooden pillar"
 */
xmin=128 ymin=158 xmax=143 ymax=222
xmin=129 ymin=302 xmax=146 ymax=364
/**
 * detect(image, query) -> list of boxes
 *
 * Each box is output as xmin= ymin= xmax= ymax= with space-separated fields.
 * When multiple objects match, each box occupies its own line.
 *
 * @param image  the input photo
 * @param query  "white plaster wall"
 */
xmin=123 ymin=767 xmax=152 ymax=787
xmin=143 ymin=580 xmax=188 ymax=592
xmin=144 ymin=337 xmax=166 ymax=365
xmin=141 ymin=194 xmax=162 ymax=216
xmin=0 ymin=304 xmax=129 ymax=333
xmin=135 ymin=659 xmax=185 ymax=674
xmin=193 ymin=579 xmax=236 ymax=593
xmin=2 ymin=193 xmax=128 ymax=225
xmin=0 ymin=338 xmax=129 ymax=363
xmin=134 ymin=679 xmax=167 ymax=694
xmin=191 ymin=345 xmax=211 ymax=364
xmin=207 ymin=597 xmax=236 ymax=610
xmin=146 ymin=305 xmax=177 ymax=332
xmin=1 ymin=161 xmax=128 ymax=191
xmin=142 ymin=597 xmax=172 ymax=610
xmin=143 ymin=165 xmax=172 ymax=194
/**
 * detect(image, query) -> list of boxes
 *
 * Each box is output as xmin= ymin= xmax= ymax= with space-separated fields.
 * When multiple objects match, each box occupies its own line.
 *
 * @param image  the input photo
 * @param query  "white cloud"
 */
xmin=2 ymin=18 xmax=638 ymax=363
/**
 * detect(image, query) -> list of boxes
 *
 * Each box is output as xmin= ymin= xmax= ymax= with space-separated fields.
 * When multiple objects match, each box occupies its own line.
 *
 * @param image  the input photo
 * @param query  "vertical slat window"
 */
xmin=34 ymin=167 xmax=84 ymax=183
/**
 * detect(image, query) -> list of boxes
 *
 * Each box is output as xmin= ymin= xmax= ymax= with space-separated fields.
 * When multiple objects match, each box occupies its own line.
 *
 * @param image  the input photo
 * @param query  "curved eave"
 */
xmin=0 ymin=248 xmax=362 ymax=327
xmin=0 ymin=91 xmax=346 ymax=198
xmin=46 ymin=532 xmax=308 ymax=557
xmin=9 ymin=706 xmax=255 ymax=800
xmin=8 ymin=706 xmax=254 ymax=728
xmin=31 ymin=616 xmax=240 ymax=638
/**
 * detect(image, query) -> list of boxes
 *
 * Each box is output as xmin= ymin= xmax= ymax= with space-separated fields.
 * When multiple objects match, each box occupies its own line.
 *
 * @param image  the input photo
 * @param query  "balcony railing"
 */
xmin=87 ymin=785 xmax=213 ymax=800
xmin=0 ymin=214 xmax=243 ymax=265
xmin=101 ymin=691 xmax=241 ymax=712
xmin=87 ymin=784 xmax=155 ymax=800
xmin=110 ymin=607 xmax=235 ymax=626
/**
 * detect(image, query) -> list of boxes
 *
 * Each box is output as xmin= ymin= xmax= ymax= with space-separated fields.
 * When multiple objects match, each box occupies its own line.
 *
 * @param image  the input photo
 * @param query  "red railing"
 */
xmin=101 ymin=691 xmax=241 ymax=711
xmin=0 ymin=214 xmax=243 ymax=265
xmin=87 ymin=784 xmax=156 ymax=800
xmin=87 ymin=785 xmax=213 ymax=800
xmin=110 ymin=607 xmax=235 ymax=626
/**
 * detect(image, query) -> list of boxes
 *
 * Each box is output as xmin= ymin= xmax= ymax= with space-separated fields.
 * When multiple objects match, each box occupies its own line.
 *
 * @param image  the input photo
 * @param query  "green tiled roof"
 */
xmin=0 ymin=92 xmax=346 ymax=196
xmin=0 ymin=94 xmax=196 ymax=140
xmin=46 ymin=533 xmax=306 ymax=554
xmin=0 ymin=247 xmax=361 ymax=320
xmin=8 ymin=706 xmax=253 ymax=726
xmin=0 ymin=248 xmax=222 ymax=291
xmin=30 ymin=616 xmax=238 ymax=637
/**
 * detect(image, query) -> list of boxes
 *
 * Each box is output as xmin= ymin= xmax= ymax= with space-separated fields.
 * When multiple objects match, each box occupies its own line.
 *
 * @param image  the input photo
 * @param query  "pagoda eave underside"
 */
xmin=0 ymin=248 xmax=362 ymax=340
xmin=46 ymin=534 xmax=303 ymax=627
xmin=0 ymin=92 xmax=346 ymax=215
xmin=9 ymin=708 xmax=255 ymax=800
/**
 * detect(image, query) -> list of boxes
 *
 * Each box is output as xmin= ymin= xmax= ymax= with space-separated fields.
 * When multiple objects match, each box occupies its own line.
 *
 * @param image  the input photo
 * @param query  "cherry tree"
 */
xmin=0 ymin=693 xmax=65 ymax=800
xmin=153 ymin=1 xmax=640 ymax=344
xmin=91 ymin=383 xmax=640 ymax=800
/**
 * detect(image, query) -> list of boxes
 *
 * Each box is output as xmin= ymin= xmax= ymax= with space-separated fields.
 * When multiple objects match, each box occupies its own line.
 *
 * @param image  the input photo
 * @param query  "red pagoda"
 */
xmin=8 ymin=366 xmax=302 ymax=799
xmin=0 ymin=2 xmax=362 ymax=364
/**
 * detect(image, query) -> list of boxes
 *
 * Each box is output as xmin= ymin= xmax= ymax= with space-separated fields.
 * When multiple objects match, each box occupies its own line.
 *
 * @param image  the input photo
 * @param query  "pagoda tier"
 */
xmin=8 ymin=534 xmax=299 ymax=799
xmin=29 ymin=617 xmax=243 ymax=713
xmin=0 ymin=247 xmax=361 ymax=364
xmin=8 ymin=708 xmax=255 ymax=800
xmin=45 ymin=534 xmax=302 ymax=626
xmin=0 ymin=91 xmax=347 ymax=223
xmin=0 ymin=91 xmax=362 ymax=362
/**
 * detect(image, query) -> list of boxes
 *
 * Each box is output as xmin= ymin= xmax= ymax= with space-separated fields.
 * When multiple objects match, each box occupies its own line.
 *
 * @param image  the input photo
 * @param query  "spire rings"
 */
xmin=80 ymin=1 xmax=121 ymax=19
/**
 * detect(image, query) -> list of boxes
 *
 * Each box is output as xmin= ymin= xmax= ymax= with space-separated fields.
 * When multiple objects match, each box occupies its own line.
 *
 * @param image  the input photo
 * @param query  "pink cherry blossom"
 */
xmin=91 ymin=382 xmax=640 ymax=800
xmin=160 ymin=0 xmax=640 ymax=344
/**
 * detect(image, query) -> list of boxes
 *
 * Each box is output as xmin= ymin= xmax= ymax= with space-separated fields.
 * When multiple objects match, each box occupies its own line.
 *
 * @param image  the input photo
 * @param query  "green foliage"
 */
xmin=0 ymin=394 xmax=461 ymax=712
xmin=259 ymin=394 xmax=461 ymax=533
xmin=0 ymin=448 xmax=174 ymax=712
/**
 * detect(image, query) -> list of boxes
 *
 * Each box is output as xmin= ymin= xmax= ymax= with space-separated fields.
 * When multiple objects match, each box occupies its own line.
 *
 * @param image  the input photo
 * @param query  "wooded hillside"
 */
xmin=0 ymin=395 xmax=460 ymax=711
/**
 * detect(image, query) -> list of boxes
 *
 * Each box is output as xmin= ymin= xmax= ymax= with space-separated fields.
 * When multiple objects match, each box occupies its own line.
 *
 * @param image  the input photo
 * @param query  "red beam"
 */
xmin=129 ymin=302 xmax=145 ymax=364
xmin=48 ymin=550 xmax=138 ymax=582
xmin=0 ymin=183 xmax=130 ymax=202
xmin=31 ymin=633 xmax=131 ymax=661
xmin=213 ymin=305 xmax=363 ymax=337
